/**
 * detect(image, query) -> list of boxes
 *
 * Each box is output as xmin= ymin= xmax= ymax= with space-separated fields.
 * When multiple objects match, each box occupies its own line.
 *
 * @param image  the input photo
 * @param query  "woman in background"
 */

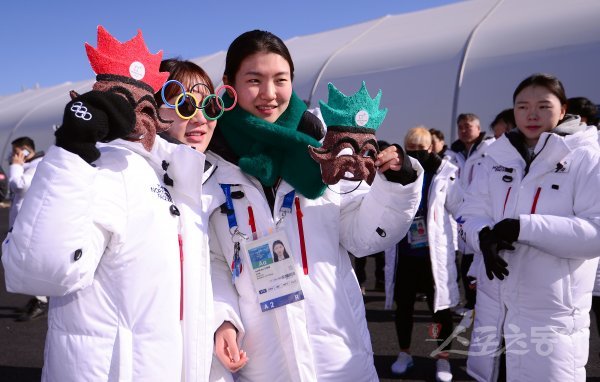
xmin=460 ymin=73 xmax=600 ymax=382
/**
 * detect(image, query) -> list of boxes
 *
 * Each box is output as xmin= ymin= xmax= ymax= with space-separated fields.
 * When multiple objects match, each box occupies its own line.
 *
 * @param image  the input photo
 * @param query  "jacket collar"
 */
xmin=109 ymin=137 xmax=206 ymax=202
xmin=207 ymin=150 xmax=298 ymax=199
xmin=450 ymin=132 xmax=487 ymax=158
xmin=487 ymin=123 xmax=598 ymax=174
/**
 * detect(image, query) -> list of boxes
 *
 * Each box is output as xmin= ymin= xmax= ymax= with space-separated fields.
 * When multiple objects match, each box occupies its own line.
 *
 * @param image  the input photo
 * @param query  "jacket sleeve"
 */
xmin=339 ymin=157 xmax=423 ymax=257
xmin=8 ymin=163 xmax=29 ymax=193
xmin=209 ymin=221 xmax=246 ymax=342
xmin=518 ymin=151 xmax=600 ymax=259
xmin=1 ymin=146 xmax=119 ymax=296
xmin=444 ymin=170 xmax=462 ymax=218
xmin=457 ymin=157 xmax=496 ymax=255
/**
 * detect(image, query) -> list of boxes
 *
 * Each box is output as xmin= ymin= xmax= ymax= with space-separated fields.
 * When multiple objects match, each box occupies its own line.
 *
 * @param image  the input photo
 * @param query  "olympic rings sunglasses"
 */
xmin=160 ymin=79 xmax=238 ymax=121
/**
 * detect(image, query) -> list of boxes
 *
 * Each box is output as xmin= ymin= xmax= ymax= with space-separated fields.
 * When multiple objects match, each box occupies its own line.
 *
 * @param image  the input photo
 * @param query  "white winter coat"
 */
xmin=2 ymin=138 xmax=216 ymax=382
xmin=446 ymin=134 xmax=495 ymax=191
xmin=447 ymin=134 xmax=495 ymax=254
xmin=384 ymin=158 xmax=462 ymax=312
xmin=459 ymin=123 xmax=600 ymax=382
xmin=8 ymin=154 xmax=43 ymax=226
xmin=207 ymin=152 xmax=423 ymax=382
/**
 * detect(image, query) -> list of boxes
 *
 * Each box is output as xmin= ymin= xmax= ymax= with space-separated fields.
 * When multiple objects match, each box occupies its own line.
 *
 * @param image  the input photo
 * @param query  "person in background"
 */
xmin=353 ymin=251 xmax=385 ymax=295
xmin=446 ymin=113 xmax=494 ymax=315
xmin=7 ymin=136 xmax=47 ymax=321
xmin=429 ymin=128 xmax=449 ymax=158
xmin=567 ymin=96 xmax=598 ymax=127
xmin=593 ymin=270 xmax=600 ymax=360
xmin=390 ymin=126 xmax=461 ymax=382
xmin=460 ymin=73 xmax=600 ymax=381
xmin=490 ymin=108 xmax=516 ymax=139
xmin=208 ymin=29 xmax=422 ymax=382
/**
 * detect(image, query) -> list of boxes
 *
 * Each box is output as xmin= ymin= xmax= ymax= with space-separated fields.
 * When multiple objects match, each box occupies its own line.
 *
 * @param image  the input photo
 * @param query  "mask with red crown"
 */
xmin=85 ymin=25 xmax=171 ymax=151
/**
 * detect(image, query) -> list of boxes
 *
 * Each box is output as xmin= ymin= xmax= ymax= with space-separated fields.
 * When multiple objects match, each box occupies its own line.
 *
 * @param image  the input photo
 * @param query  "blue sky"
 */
xmin=0 ymin=0 xmax=462 ymax=96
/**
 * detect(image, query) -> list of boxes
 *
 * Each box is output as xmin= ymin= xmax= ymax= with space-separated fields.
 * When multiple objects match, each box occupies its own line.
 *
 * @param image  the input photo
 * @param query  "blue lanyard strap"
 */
xmin=276 ymin=190 xmax=295 ymax=227
xmin=281 ymin=190 xmax=295 ymax=213
xmin=221 ymin=184 xmax=244 ymax=283
xmin=221 ymin=184 xmax=238 ymax=231
xmin=417 ymin=173 xmax=429 ymax=214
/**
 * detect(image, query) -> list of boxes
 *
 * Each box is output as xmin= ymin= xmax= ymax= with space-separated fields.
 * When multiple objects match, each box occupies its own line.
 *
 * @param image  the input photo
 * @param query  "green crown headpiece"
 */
xmin=319 ymin=81 xmax=388 ymax=131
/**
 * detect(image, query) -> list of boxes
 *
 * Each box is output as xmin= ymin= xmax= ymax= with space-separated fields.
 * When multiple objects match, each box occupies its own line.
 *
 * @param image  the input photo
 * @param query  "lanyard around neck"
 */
xmin=220 ymin=184 xmax=308 ymax=275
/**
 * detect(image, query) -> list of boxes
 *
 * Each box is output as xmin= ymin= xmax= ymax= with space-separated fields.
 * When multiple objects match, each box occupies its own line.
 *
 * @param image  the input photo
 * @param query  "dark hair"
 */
xmin=456 ymin=113 xmax=479 ymax=125
xmin=490 ymin=108 xmax=515 ymax=129
xmin=11 ymin=136 xmax=35 ymax=151
xmin=513 ymin=73 xmax=567 ymax=105
xmin=429 ymin=128 xmax=445 ymax=142
xmin=272 ymin=240 xmax=289 ymax=259
xmin=224 ymin=30 xmax=294 ymax=85
xmin=567 ymin=97 xmax=598 ymax=125
xmin=154 ymin=59 xmax=215 ymax=107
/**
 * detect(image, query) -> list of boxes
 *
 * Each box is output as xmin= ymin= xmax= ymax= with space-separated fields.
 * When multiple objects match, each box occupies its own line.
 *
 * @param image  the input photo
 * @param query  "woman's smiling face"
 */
xmin=227 ymin=52 xmax=292 ymax=123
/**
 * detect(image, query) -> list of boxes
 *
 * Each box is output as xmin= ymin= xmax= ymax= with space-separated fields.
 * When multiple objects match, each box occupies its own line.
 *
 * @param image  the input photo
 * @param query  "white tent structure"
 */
xmin=1 ymin=0 xmax=599 ymax=167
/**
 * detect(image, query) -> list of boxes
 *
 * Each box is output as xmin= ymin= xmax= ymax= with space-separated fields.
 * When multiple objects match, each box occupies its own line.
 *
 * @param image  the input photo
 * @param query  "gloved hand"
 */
xmin=492 ymin=218 xmax=520 ymax=244
xmin=479 ymin=227 xmax=515 ymax=280
xmin=55 ymin=90 xmax=135 ymax=163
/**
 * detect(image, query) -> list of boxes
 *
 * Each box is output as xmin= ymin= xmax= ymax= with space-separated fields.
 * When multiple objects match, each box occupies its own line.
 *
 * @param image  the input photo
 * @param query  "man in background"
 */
xmin=567 ymin=96 xmax=598 ymax=127
xmin=7 ymin=136 xmax=47 ymax=321
xmin=446 ymin=114 xmax=494 ymax=314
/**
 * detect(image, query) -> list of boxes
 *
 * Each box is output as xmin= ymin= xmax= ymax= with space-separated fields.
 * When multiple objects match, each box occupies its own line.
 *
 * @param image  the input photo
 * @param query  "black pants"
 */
xmin=460 ymin=253 xmax=477 ymax=309
xmin=354 ymin=251 xmax=385 ymax=286
xmin=394 ymin=255 xmax=453 ymax=351
xmin=593 ymin=296 xmax=600 ymax=335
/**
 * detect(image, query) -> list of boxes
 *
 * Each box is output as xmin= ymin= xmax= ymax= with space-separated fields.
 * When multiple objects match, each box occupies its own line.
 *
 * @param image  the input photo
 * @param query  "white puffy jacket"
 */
xmin=447 ymin=134 xmax=495 ymax=254
xmin=8 ymin=154 xmax=43 ymax=226
xmin=207 ymin=152 xmax=423 ymax=382
xmin=459 ymin=122 xmax=600 ymax=382
xmin=384 ymin=158 xmax=462 ymax=312
xmin=2 ymin=138 xmax=216 ymax=382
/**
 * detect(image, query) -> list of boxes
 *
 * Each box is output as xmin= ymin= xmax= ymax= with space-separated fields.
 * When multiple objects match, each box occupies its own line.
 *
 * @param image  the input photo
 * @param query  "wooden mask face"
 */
xmin=309 ymin=127 xmax=379 ymax=185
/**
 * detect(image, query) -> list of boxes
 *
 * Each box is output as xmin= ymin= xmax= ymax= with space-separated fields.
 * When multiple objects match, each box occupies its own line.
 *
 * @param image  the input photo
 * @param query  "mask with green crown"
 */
xmin=309 ymin=82 xmax=387 ymax=185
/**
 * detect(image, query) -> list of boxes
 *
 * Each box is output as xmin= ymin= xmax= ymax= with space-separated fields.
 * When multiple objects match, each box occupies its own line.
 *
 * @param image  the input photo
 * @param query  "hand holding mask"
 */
xmin=309 ymin=82 xmax=388 ymax=185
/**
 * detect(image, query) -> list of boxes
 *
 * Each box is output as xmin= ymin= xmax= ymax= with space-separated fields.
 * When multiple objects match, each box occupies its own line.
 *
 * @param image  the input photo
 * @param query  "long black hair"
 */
xmin=223 ymin=30 xmax=294 ymax=85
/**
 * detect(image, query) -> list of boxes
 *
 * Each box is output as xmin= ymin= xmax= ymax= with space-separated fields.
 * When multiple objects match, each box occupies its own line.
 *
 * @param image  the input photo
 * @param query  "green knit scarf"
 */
xmin=218 ymin=92 xmax=326 ymax=199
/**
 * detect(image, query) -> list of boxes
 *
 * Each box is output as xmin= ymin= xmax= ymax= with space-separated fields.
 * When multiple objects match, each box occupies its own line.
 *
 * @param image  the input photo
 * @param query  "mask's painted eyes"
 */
xmin=140 ymin=106 xmax=155 ymax=117
xmin=336 ymin=147 xmax=354 ymax=157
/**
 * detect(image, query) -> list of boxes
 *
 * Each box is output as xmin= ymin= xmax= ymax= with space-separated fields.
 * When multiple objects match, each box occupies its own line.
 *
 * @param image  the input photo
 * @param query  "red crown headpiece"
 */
xmin=85 ymin=25 xmax=168 ymax=92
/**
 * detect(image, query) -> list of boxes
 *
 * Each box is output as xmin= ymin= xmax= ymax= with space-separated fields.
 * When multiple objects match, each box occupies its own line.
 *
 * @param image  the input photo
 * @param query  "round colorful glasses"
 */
xmin=160 ymin=80 xmax=238 ymax=121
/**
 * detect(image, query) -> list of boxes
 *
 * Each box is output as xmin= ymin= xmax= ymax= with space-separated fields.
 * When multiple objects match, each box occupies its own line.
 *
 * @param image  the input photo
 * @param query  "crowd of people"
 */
xmin=1 ymin=25 xmax=600 ymax=382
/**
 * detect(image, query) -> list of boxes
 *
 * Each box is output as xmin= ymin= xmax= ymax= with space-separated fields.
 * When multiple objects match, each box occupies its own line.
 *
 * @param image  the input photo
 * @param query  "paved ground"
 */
xmin=1 ymin=205 xmax=599 ymax=381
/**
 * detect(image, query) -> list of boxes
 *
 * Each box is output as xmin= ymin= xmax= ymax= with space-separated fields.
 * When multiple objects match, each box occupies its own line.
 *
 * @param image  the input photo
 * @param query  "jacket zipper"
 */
xmin=502 ymin=187 xmax=512 ymax=217
xmin=178 ymin=234 xmax=184 ymax=321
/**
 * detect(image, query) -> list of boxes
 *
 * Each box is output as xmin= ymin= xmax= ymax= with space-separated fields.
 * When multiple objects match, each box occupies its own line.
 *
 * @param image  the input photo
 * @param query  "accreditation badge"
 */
xmin=407 ymin=216 xmax=428 ymax=249
xmin=241 ymin=230 xmax=304 ymax=312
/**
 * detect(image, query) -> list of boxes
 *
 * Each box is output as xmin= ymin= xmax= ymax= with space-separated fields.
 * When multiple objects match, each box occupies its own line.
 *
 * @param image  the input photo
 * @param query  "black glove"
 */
xmin=55 ymin=91 xmax=135 ymax=163
xmin=382 ymin=144 xmax=418 ymax=185
xmin=479 ymin=227 xmax=515 ymax=281
xmin=492 ymin=218 xmax=520 ymax=244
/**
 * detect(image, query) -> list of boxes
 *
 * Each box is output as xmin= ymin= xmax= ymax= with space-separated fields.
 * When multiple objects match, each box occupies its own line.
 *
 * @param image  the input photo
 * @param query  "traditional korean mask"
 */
xmin=85 ymin=26 xmax=170 ymax=151
xmin=309 ymin=82 xmax=387 ymax=185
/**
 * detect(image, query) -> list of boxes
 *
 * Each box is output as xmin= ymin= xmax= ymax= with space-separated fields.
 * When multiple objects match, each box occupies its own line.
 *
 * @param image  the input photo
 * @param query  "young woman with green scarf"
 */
xmin=207 ymin=30 xmax=423 ymax=382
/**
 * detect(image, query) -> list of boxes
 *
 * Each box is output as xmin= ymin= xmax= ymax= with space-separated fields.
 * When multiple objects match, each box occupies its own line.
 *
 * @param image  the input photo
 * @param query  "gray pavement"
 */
xmin=0 ymin=205 xmax=599 ymax=381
